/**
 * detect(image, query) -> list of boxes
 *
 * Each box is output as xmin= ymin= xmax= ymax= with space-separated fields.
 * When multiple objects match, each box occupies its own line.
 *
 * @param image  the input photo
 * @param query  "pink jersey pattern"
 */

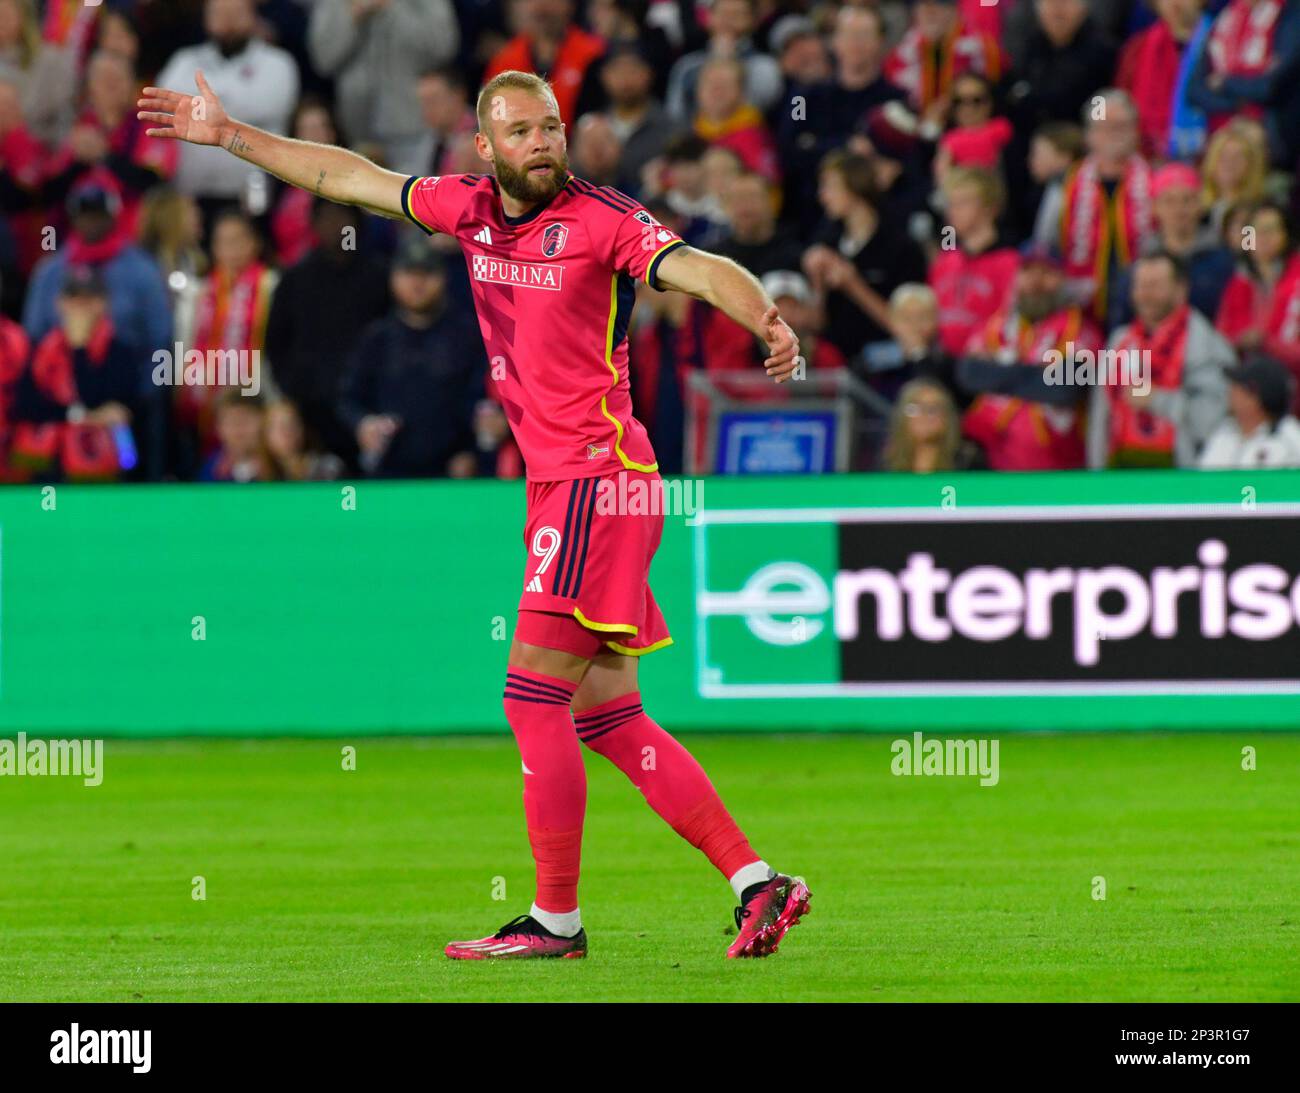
xmin=401 ymin=172 xmax=686 ymax=481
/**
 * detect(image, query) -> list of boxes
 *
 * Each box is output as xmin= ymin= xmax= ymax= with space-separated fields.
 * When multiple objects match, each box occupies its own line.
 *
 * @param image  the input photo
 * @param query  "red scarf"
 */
xmin=962 ymin=307 xmax=1087 ymax=469
xmin=10 ymin=319 xmax=120 ymax=481
xmin=63 ymin=169 xmax=134 ymax=266
xmin=885 ymin=21 xmax=1001 ymax=110
xmin=1122 ymin=22 xmax=1185 ymax=158
xmin=183 ymin=263 xmax=274 ymax=442
xmin=1106 ymin=305 xmax=1190 ymax=465
xmin=42 ymin=0 xmax=97 ymax=60
xmin=194 ymin=263 xmax=274 ymax=357
xmin=1206 ymin=0 xmax=1282 ymax=127
xmin=1060 ymin=156 xmax=1154 ymax=318
xmin=1208 ymin=0 xmax=1281 ymax=78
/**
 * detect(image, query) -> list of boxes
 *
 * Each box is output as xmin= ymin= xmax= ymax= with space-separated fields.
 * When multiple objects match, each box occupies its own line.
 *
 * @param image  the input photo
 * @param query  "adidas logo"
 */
xmin=525 ymin=575 xmax=542 ymax=593
xmin=474 ymin=225 xmax=493 ymax=244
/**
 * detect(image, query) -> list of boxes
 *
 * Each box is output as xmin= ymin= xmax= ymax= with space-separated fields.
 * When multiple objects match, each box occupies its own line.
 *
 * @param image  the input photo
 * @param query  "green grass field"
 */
xmin=1 ymin=733 xmax=1297 ymax=1002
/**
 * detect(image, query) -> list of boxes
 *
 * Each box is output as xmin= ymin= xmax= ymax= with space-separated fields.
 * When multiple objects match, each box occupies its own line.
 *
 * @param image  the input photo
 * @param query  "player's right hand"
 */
xmin=137 ymin=70 xmax=228 ymax=147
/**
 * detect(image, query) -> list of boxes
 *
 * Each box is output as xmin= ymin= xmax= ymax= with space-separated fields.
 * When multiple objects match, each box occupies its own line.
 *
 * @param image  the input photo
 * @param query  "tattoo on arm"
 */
xmin=314 ymin=170 xmax=326 ymax=196
xmin=227 ymin=129 xmax=252 ymax=156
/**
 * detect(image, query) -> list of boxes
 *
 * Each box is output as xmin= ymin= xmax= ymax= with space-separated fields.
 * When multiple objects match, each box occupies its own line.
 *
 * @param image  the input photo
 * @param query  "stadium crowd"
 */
xmin=3 ymin=0 xmax=1300 ymax=481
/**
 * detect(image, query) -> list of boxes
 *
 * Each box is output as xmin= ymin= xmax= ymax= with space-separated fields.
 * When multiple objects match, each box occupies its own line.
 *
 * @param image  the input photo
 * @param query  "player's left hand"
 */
xmin=761 ymin=306 xmax=801 ymax=384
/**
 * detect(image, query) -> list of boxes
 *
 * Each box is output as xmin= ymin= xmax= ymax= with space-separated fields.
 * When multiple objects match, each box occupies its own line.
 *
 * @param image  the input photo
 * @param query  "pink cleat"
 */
xmin=445 ymin=914 xmax=588 ymax=960
xmin=726 ymin=874 xmax=811 ymax=958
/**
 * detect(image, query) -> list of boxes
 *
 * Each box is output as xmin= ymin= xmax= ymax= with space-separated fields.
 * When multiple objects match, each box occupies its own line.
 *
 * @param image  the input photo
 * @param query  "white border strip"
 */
xmin=693 ymin=502 xmax=1300 ymax=525
xmin=701 ymin=679 xmax=1300 ymax=698
xmin=694 ymin=500 xmax=1300 ymax=698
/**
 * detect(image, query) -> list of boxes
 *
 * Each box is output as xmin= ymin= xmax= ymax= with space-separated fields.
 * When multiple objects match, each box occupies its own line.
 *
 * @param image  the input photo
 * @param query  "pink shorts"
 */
xmin=517 ymin=469 xmax=672 ymax=657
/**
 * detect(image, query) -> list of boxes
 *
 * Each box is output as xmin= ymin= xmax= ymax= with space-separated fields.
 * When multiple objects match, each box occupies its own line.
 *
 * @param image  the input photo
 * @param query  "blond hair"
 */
xmin=1202 ymin=118 xmax=1268 ymax=210
xmin=943 ymin=165 xmax=1005 ymax=215
xmin=475 ymin=70 xmax=560 ymax=135
xmin=882 ymin=378 xmax=961 ymax=473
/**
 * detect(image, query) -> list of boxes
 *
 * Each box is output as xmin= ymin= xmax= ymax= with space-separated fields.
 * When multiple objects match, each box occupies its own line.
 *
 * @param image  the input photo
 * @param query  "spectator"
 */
xmin=579 ymin=0 xmax=675 ymax=107
xmin=0 ymin=269 xmax=28 ymax=471
xmin=43 ymin=51 xmax=178 ymax=235
xmin=692 ymin=56 xmax=779 ymax=185
xmin=265 ymin=396 xmax=343 ymax=481
xmin=1186 ymin=0 xmax=1300 ymax=165
xmin=178 ymin=209 xmax=278 ymax=467
xmin=1052 ymin=89 xmax=1155 ymax=324
xmin=9 ymin=265 xmax=138 ymax=482
xmin=95 ymin=8 xmax=140 ymax=68
xmin=1026 ymin=121 xmax=1084 ymax=245
xmin=23 ymin=178 xmax=172 ymax=356
xmin=0 ymin=74 xmax=53 ymax=277
xmin=570 ymin=111 xmax=623 ymax=186
xmin=804 ymin=151 xmax=927 ymax=361
xmin=269 ymin=98 xmax=338 ymax=268
xmin=861 ymin=282 xmax=955 ymax=404
xmin=717 ymin=169 xmax=803 ymax=277
xmin=927 ymin=165 xmax=1019 ymax=357
xmin=1116 ymin=0 xmax=1213 ymax=161
xmin=139 ymin=186 xmax=207 ymax=348
xmin=958 ymin=243 xmax=1101 ymax=470
xmin=885 ymin=0 xmax=1001 ymax=122
xmin=264 ymin=200 xmax=391 ymax=466
xmin=1111 ymin=162 xmax=1236 ymax=329
xmin=1199 ymin=355 xmax=1300 ymax=467
xmin=934 ymin=73 xmax=1013 ymax=183
xmin=1004 ymin=0 xmax=1116 ymax=133
xmin=596 ymin=40 xmax=679 ymax=197
xmin=0 ymin=0 xmax=76 ymax=143
xmin=849 ymin=102 xmax=934 ymax=236
xmin=485 ymin=0 xmax=605 ymax=128
xmin=404 ymin=65 xmax=478 ymax=178
xmin=155 ymin=0 xmax=300 ymax=226
xmin=308 ymin=0 xmax=459 ymax=169
xmin=1201 ymin=117 xmax=1270 ymax=237
xmin=199 ymin=388 xmax=273 ymax=481
xmin=776 ymin=6 xmax=905 ymax=237
xmin=1196 ymin=353 xmax=1300 ymax=465
xmin=881 ymin=376 xmax=982 ymax=472
xmin=1088 ymin=251 xmax=1232 ymax=468
xmin=1215 ymin=200 xmax=1300 ymax=395
xmin=768 ymin=14 xmax=830 ymax=90
xmin=338 ymin=238 xmax=486 ymax=478
xmin=665 ymin=0 xmax=782 ymax=122
xmin=644 ymin=132 xmax=728 ymax=246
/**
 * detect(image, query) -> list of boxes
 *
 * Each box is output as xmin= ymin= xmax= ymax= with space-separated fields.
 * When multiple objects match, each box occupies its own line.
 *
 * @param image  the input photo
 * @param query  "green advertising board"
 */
xmin=2 ymin=471 xmax=1299 ymax=735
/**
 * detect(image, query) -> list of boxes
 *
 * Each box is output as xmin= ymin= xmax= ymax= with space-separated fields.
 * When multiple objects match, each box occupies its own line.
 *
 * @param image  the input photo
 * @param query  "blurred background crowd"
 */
xmin=2 ymin=0 xmax=1300 ymax=482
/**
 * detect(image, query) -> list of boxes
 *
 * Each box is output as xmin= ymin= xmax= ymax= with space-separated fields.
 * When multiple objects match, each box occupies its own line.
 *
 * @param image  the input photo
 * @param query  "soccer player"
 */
xmin=138 ymin=68 xmax=811 ymax=959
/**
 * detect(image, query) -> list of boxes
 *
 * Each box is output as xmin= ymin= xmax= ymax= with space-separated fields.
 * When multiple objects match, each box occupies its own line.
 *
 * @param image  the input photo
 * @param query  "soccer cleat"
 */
xmin=444 ymin=914 xmax=588 ymax=960
xmin=726 ymin=874 xmax=811 ymax=958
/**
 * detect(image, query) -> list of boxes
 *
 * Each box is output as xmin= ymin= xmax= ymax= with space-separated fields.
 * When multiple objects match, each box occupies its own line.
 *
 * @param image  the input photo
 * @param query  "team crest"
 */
xmin=541 ymin=223 xmax=568 ymax=258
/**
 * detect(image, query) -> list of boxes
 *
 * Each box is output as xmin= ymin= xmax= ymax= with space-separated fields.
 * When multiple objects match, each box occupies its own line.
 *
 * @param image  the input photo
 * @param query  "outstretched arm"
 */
xmin=653 ymin=245 xmax=801 ymax=382
xmin=137 ymin=70 xmax=407 ymax=219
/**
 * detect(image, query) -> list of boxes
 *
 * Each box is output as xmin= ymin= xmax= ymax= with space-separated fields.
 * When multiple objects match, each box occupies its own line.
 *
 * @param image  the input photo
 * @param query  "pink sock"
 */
xmin=573 ymin=693 xmax=760 ymax=880
xmin=503 ymin=669 xmax=585 ymax=913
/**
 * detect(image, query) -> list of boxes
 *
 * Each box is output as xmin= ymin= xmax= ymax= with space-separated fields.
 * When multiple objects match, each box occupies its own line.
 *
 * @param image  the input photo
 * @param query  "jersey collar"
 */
xmin=495 ymin=173 xmax=573 ymax=228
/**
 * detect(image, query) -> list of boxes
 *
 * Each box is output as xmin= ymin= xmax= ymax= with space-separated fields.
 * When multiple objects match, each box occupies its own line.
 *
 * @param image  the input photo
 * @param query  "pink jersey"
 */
xmin=401 ymin=172 xmax=686 ymax=481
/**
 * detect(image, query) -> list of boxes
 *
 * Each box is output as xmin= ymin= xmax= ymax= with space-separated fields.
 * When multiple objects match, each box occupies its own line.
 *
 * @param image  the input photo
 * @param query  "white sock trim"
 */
xmin=530 ymin=902 xmax=582 ymax=937
xmin=729 ymin=860 xmax=775 ymax=902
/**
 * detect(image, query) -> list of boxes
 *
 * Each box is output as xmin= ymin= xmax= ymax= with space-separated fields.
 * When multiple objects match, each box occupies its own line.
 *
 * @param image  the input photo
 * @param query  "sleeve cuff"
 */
xmin=645 ymin=239 xmax=687 ymax=291
xmin=402 ymin=176 xmax=434 ymax=235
